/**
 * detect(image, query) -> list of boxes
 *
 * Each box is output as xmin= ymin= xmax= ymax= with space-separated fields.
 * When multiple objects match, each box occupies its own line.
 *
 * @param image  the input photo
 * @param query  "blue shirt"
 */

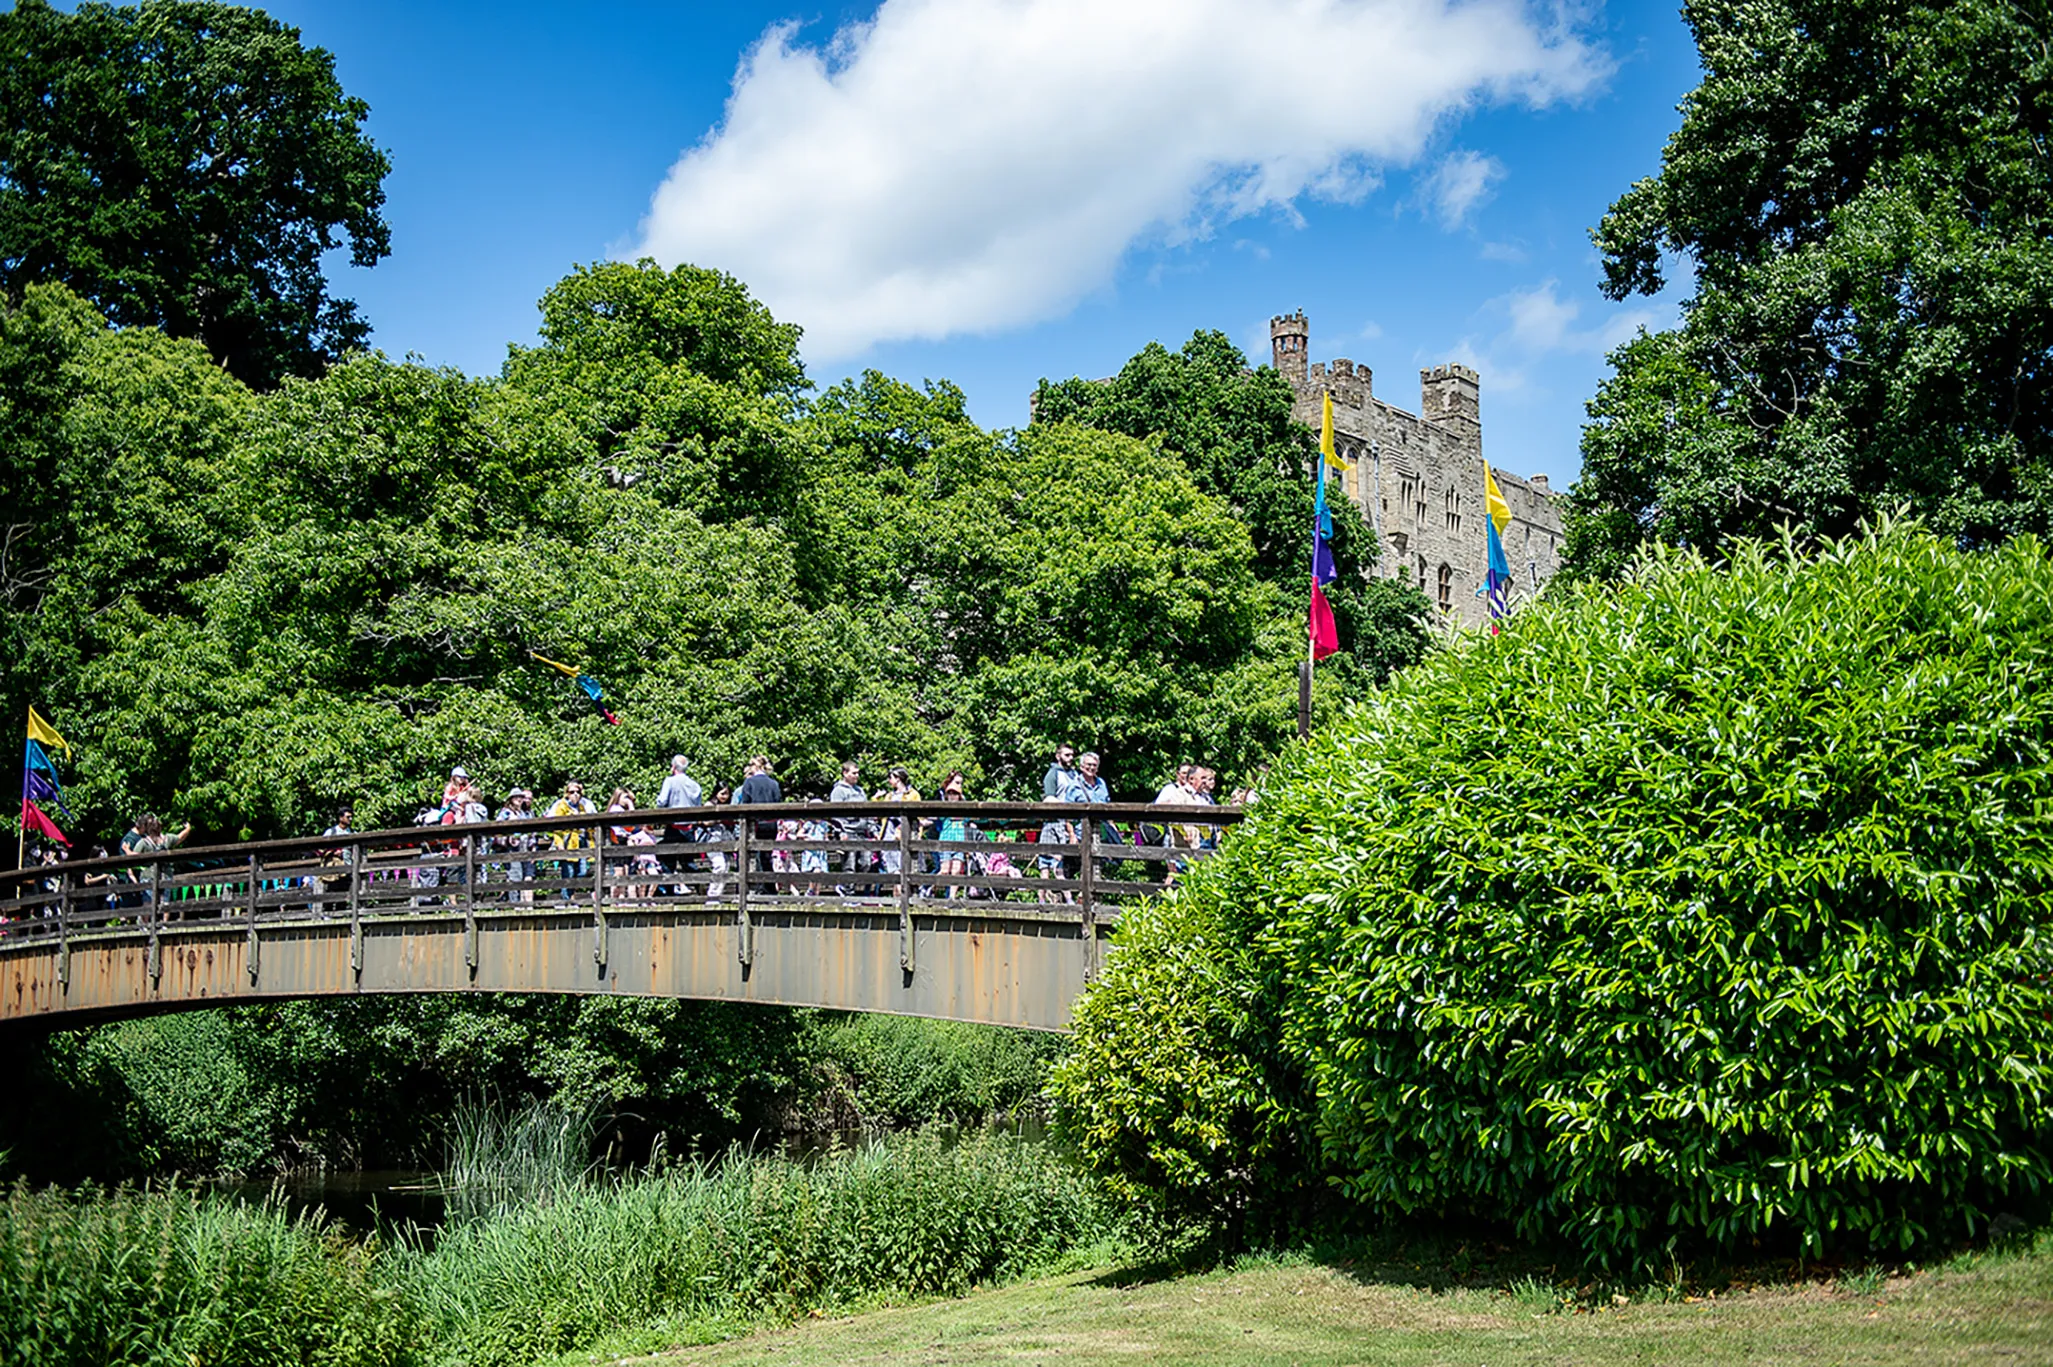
xmin=1062 ymin=773 xmax=1109 ymax=805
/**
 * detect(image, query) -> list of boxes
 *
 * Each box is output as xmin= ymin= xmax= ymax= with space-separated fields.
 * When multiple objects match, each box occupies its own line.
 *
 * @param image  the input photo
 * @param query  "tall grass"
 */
xmin=442 ymin=1095 xmax=598 ymax=1226
xmin=0 ymin=1182 xmax=413 ymax=1367
xmin=410 ymin=1128 xmax=1117 ymax=1365
xmin=0 ymin=1128 xmax=1124 ymax=1367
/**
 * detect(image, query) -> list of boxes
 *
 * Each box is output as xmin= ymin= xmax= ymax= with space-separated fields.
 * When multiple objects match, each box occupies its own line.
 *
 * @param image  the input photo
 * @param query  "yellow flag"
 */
xmin=27 ymin=705 xmax=70 ymax=761
xmin=527 ymin=650 xmax=582 ymax=680
xmin=1320 ymin=392 xmax=1353 ymax=473
xmin=1483 ymin=462 xmax=1512 ymax=538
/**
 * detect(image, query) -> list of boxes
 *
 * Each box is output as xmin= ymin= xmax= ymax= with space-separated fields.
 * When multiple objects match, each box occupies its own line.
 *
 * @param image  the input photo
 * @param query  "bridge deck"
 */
xmin=0 ymin=801 xmax=1238 ymax=1032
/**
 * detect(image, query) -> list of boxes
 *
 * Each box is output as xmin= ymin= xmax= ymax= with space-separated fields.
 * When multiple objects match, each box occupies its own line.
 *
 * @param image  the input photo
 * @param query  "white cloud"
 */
xmin=633 ymin=0 xmax=1608 ymax=361
xmin=1443 ymin=278 xmax=1662 ymax=398
xmin=1420 ymin=149 xmax=1505 ymax=229
xmin=1505 ymin=279 xmax=1653 ymax=354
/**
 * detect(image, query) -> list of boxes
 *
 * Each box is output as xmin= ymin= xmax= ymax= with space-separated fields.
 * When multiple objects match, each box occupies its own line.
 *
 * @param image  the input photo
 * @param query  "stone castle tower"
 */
xmin=1271 ymin=311 xmax=1562 ymax=626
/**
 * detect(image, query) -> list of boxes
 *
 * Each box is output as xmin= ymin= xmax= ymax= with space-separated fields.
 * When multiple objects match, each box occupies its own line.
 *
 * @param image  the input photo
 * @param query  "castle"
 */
xmin=1271 ymin=310 xmax=1563 ymax=627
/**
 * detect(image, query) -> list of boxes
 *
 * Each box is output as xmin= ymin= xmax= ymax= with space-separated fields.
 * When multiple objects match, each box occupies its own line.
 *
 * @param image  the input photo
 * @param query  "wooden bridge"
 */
xmin=0 ymin=801 xmax=1238 ymax=1032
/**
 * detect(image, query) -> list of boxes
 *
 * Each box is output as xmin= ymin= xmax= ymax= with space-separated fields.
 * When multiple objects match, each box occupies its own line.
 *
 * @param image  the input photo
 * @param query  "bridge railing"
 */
xmin=0 ymin=801 xmax=1243 ymax=961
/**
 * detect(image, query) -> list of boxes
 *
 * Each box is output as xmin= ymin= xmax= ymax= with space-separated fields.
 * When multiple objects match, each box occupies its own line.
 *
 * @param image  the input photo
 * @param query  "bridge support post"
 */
xmin=592 ymin=826 xmax=608 ymax=972
xmin=246 ymin=853 xmax=261 ymax=984
xmin=147 ymin=862 xmax=162 ymax=984
xmin=56 ymin=870 xmax=69 ymax=990
xmin=348 ymin=841 xmax=363 ymax=979
xmin=463 ymin=836 xmax=478 ymax=975
xmin=735 ymin=822 xmax=753 ymax=968
xmin=1078 ymin=816 xmax=1097 ymax=981
xmin=898 ymin=818 xmax=915 ymax=972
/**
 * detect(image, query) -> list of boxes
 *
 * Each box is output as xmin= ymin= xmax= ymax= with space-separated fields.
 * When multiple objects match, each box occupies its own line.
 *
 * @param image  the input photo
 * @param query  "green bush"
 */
xmin=1056 ymin=522 xmax=2053 ymax=1269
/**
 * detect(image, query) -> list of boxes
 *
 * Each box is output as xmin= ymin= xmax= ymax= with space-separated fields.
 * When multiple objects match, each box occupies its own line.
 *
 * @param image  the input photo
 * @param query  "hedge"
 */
xmin=1054 ymin=522 xmax=2053 ymax=1269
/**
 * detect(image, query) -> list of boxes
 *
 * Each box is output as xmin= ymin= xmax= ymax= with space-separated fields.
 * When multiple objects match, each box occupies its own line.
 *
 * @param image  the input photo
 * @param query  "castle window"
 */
xmin=1437 ymin=563 xmax=1453 ymax=612
xmin=1445 ymin=487 xmax=1461 ymax=534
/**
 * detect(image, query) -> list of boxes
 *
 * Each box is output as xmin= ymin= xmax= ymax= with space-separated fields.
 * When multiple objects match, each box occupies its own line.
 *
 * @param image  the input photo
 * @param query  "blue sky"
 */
xmin=259 ymin=0 xmax=1701 ymax=486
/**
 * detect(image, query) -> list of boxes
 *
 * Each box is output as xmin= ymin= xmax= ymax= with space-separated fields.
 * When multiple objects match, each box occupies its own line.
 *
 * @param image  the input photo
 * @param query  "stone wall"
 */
xmin=1271 ymin=311 xmax=1563 ymax=627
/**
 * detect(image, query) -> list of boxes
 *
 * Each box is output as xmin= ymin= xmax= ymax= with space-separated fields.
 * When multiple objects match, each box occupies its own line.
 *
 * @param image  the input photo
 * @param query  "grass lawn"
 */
xmin=567 ymin=1233 xmax=2053 ymax=1367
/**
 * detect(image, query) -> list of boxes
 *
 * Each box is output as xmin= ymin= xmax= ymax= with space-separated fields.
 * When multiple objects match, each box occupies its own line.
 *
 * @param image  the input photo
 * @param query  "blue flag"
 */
xmin=25 ymin=765 xmax=68 ymax=818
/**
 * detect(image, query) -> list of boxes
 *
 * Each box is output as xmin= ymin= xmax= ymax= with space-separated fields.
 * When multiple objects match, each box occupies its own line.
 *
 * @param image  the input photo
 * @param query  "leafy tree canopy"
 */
xmin=1567 ymin=0 xmax=2053 ymax=578
xmin=5 ymin=275 xmax=1402 ymax=842
xmin=0 ymin=0 xmax=390 ymax=388
xmin=502 ymin=260 xmax=809 ymax=523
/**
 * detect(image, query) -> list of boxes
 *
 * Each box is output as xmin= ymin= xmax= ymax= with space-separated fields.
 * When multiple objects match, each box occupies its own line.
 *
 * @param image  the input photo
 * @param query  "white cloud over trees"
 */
xmin=633 ymin=0 xmax=1607 ymax=360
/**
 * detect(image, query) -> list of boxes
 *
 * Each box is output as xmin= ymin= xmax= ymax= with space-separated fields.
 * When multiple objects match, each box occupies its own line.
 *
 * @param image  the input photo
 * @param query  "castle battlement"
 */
xmin=1276 ymin=312 xmax=1560 ymax=627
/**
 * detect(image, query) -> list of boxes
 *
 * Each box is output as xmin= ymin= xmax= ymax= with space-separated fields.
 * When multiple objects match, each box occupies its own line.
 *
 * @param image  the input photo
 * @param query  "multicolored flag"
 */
xmin=529 ymin=650 xmax=622 ymax=726
xmin=1308 ymin=393 xmax=1341 ymax=662
xmin=20 ymin=709 xmax=71 ymax=851
xmin=1483 ymin=461 xmax=1513 ymax=633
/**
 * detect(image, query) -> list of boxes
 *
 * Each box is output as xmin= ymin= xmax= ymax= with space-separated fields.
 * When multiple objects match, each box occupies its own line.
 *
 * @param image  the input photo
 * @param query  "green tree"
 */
xmin=0 ymin=285 xmax=254 ymax=842
xmin=502 ymin=260 xmax=808 ymax=524
xmin=0 ymin=0 xmax=390 ymax=388
xmin=1568 ymin=0 xmax=2053 ymax=577
xmin=798 ymin=373 xmax=1328 ymax=797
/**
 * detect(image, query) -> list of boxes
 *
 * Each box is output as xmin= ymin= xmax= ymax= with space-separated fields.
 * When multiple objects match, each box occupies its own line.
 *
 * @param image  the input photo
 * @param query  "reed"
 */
xmin=407 ymin=1127 xmax=1120 ymax=1365
xmin=0 ymin=1127 xmax=1123 ymax=1367
xmin=442 ymin=1094 xmax=600 ymax=1226
xmin=0 ymin=1181 xmax=415 ymax=1367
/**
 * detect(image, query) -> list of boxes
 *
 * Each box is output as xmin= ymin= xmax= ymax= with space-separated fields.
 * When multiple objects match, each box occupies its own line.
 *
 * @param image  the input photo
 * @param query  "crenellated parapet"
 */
xmin=1275 ymin=312 xmax=1561 ymax=626
xmin=1269 ymin=310 xmax=1309 ymax=384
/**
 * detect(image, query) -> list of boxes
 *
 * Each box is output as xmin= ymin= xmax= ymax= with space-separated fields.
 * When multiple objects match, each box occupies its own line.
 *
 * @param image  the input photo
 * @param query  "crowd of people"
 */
xmin=355 ymin=745 xmax=1247 ymax=905
xmin=12 ymin=745 xmax=1251 ymax=916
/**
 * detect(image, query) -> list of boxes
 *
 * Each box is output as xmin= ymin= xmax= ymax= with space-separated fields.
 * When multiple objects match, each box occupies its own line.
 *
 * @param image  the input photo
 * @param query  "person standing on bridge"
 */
xmin=733 ymin=756 xmax=781 ymax=874
xmin=495 ymin=788 xmax=537 ymax=902
xmin=703 ymin=782 xmax=734 ymax=900
xmin=874 ymin=767 xmax=919 ymax=884
xmin=316 ymin=808 xmax=356 ymax=915
xmin=653 ymin=756 xmax=701 ymax=895
xmin=121 ymin=813 xmax=192 ymax=913
xmin=1063 ymin=752 xmax=1112 ymax=886
xmin=936 ymin=772 xmax=971 ymax=898
xmin=829 ymin=761 xmax=872 ymax=893
xmin=1037 ymin=743 xmax=1076 ymax=903
xmin=545 ymin=780 xmax=598 ymax=900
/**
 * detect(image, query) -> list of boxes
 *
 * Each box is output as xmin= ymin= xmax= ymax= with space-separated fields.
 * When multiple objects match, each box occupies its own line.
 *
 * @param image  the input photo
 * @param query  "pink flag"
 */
xmin=1309 ymin=582 xmax=1340 ymax=662
xmin=21 ymin=797 xmax=68 ymax=846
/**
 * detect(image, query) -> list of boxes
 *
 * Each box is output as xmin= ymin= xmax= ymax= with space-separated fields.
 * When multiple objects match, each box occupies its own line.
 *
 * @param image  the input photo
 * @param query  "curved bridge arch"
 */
xmin=1 ymin=801 xmax=1237 ymax=1033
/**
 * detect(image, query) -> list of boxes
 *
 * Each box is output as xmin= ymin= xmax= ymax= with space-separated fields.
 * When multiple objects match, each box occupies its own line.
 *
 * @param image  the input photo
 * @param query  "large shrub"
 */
xmin=1057 ymin=522 xmax=2053 ymax=1268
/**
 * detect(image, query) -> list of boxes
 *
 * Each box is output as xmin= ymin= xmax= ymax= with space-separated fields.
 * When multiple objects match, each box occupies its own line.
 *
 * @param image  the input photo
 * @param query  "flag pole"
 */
xmin=17 ymin=706 xmax=28 ymax=871
xmin=1301 ymin=492 xmax=1317 ymax=740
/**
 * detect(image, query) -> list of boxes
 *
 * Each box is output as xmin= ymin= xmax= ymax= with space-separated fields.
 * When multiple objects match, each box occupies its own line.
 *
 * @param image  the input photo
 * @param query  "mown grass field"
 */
xmin=563 ymin=1234 xmax=2053 ymax=1367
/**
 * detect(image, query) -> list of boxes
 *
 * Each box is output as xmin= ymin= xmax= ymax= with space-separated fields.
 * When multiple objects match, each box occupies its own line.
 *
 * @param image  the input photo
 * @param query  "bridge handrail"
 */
xmin=0 ymin=801 xmax=1243 ymax=923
